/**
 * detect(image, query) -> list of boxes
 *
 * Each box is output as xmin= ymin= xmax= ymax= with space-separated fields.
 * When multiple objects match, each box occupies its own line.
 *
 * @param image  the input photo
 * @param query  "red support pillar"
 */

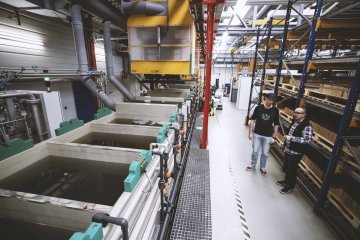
xmin=201 ymin=3 xmax=215 ymax=149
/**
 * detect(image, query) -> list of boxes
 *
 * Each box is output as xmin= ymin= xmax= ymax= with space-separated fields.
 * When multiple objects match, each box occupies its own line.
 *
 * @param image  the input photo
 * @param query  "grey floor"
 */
xmin=209 ymin=99 xmax=337 ymax=240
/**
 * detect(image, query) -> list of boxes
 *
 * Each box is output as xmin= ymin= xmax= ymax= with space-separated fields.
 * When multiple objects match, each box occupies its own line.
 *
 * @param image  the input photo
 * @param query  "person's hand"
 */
xmin=269 ymin=138 xmax=275 ymax=144
xmin=285 ymin=135 xmax=292 ymax=141
xmin=248 ymin=133 xmax=253 ymax=140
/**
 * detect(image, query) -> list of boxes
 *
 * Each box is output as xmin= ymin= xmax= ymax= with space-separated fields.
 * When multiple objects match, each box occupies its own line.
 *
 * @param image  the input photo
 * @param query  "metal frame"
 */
xmin=315 ymin=58 xmax=360 ymax=210
xmin=200 ymin=0 xmax=225 ymax=149
xmin=343 ymin=136 xmax=360 ymax=165
xmin=245 ymin=27 xmax=260 ymax=125
xmin=274 ymin=0 xmax=295 ymax=96
xmin=259 ymin=17 xmax=273 ymax=103
xmin=295 ymin=0 xmax=324 ymax=107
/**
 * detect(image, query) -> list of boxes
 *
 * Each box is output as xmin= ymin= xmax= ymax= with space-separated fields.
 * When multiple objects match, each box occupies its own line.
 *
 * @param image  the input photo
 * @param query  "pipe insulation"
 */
xmin=103 ymin=21 xmax=135 ymax=101
xmin=121 ymin=1 xmax=166 ymax=16
xmin=70 ymin=4 xmax=115 ymax=111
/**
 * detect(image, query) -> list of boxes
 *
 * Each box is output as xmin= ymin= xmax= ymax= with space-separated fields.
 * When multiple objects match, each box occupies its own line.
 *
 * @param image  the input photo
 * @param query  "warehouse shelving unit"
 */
xmin=249 ymin=0 xmax=360 ymax=239
xmin=245 ymin=18 xmax=275 ymax=124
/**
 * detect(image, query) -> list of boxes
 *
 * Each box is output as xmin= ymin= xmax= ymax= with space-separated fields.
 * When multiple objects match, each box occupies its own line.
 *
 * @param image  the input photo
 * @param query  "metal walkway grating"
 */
xmin=170 ymin=118 xmax=212 ymax=240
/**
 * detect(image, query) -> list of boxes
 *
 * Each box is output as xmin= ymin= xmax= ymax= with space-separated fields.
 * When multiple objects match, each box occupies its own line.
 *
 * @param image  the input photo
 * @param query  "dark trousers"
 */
xmin=284 ymin=153 xmax=303 ymax=188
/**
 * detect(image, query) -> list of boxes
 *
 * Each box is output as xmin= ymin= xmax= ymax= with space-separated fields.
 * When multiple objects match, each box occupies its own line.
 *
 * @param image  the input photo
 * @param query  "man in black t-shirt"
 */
xmin=246 ymin=93 xmax=280 ymax=176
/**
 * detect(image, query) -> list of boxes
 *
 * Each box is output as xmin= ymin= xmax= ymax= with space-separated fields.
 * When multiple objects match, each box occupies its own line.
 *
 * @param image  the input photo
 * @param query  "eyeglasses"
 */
xmin=294 ymin=112 xmax=305 ymax=114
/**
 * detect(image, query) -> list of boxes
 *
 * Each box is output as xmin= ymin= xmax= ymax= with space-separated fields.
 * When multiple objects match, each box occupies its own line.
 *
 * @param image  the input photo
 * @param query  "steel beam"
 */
xmin=295 ymin=0 xmax=323 ymax=108
xmin=245 ymin=28 xmax=261 ymax=125
xmin=259 ymin=18 xmax=273 ymax=104
xmin=201 ymin=3 xmax=215 ymax=149
xmin=296 ymin=4 xmax=305 ymax=26
xmin=274 ymin=0 xmax=294 ymax=96
xmin=252 ymin=5 xmax=258 ymax=29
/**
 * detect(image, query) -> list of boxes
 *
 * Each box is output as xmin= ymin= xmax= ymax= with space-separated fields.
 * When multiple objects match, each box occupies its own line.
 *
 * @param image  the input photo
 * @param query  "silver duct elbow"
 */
xmin=70 ymin=4 xmax=115 ymax=111
xmin=102 ymin=21 xmax=135 ymax=101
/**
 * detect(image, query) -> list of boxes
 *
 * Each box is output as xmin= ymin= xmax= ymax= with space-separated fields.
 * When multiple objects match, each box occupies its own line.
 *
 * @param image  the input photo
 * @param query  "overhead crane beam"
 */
xmin=248 ymin=19 xmax=290 ymax=26
xmin=316 ymin=19 xmax=360 ymax=30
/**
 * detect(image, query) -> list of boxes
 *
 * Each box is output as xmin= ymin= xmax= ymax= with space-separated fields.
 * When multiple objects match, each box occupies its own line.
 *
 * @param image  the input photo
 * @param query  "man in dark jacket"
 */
xmin=276 ymin=107 xmax=313 ymax=194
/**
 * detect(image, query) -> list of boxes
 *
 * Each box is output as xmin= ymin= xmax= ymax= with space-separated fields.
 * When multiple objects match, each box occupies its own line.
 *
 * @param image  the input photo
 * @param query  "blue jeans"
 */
xmin=251 ymin=133 xmax=272 ymax=169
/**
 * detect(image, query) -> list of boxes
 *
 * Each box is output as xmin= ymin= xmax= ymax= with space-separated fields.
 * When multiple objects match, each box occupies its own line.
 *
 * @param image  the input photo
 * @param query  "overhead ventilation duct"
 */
xmin=121 ymin=0 xmax=167 ymax=16
xmin=70 ymin=0 xmax=127 ymax=31
xmin=25 ymin=0 xmax=66 ymax=10
xmin=70 ymin=4 xmax=115 ymax=111
xmin=103 ymin=21 xmax=135 ymax=101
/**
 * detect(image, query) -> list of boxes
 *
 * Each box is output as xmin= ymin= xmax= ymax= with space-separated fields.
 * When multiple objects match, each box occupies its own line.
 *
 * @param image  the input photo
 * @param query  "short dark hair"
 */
xmin=264 ymin=93 xmax=276 ymax=101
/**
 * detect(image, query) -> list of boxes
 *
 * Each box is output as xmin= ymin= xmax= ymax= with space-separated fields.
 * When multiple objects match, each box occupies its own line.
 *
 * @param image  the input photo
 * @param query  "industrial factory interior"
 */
xmin=0 ymin=0 xmax=359 ymax=239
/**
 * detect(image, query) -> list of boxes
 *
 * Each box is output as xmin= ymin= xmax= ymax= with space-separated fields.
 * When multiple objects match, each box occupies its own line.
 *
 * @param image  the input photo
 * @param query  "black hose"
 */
xmin=152 ymin=151 xmax=165 ymax=222
xmin=170 ymin=127 xmax=180 ymax=178
xmin=92 ymin=213 xmax=129 ymax=240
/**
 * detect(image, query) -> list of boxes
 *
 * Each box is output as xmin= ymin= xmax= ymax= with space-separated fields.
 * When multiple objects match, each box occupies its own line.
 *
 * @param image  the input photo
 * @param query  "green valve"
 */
xmin=69 ymin=222 xmax=103 ymax=240
xmin=0 ymin=138 xmax=33 ymax=161
xmin=157 ymin=124 xmax=169 ymax=143
xmin=124 ymin=150 xmax=152 ymax=192
xmin=55 ymin=118 xmax=84 ymax=136
xmin=94 ymin=107 xmax=112 ymax=119
xmin=170 ymin=112 xmax=178 ymax=123
xmin=44 ymin=76 xmax=50 ymax=82
xmin=139 ymin=150 xmax=152 ymax=170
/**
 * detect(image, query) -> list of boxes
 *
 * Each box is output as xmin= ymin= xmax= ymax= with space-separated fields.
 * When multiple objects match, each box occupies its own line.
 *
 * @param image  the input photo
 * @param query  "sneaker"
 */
xmin=276 ymin=180 xmax=286 ymax=186
xmin=260 ymin=168 xmax=267 ymax=176
xmin=280 ymin=186 xmax=294 ymax=194
xmin=246 ymin=165 xmax=254 ymax=171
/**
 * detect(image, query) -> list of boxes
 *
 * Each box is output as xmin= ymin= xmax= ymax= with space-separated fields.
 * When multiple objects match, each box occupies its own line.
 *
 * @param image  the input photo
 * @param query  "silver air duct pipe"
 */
xmin=121 ymin=1 xmax=166 ymax=16
xmin=70 ymin=0 xmax=127 ymax=30
xmin=70 ymin=4 xmax=115 ymax=111
xmin=103 ymin=21 xmax=135 ymax=101
xmin=0 ymin=91 xmax=44 ymax=141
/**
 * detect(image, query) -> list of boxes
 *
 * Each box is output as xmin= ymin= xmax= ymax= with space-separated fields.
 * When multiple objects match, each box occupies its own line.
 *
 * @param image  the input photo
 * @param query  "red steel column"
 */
xmin=201 ymin=3 xmax=215 ymax=149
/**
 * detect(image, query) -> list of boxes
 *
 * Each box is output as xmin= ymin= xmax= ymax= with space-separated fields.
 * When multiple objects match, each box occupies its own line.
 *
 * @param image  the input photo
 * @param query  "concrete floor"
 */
xmin=209 ymin=99 xmax=337 ymax=240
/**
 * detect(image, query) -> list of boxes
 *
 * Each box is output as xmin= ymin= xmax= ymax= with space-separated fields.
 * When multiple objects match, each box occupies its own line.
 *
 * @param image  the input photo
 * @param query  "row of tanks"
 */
xmin=0 ymin=84 xmax=198 ymax=240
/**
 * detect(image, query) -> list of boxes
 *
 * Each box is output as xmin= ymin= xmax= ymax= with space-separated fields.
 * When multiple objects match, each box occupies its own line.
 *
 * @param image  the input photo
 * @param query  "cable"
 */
xmin=142 ymin=170 xmax=153 ymax=194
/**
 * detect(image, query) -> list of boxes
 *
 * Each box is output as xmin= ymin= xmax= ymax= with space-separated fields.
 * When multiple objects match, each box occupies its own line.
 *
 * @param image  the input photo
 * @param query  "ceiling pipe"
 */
xmin=70 ymin=0 xmax=127 ymax=31
xmin=121 ymin=0 xmax=166 ymax=16
xmin=256 ymin=5 xmax=270 ymax=19
xmin=70 ymin=4 xmax=115 ymax=111
xmin=103 ymin=21 xmax=135 ymax=101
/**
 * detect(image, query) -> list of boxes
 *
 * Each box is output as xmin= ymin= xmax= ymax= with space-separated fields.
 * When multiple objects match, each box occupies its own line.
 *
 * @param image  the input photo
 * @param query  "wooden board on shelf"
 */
xmin=299 ymin=161 xmax=322 ymax=188
xmin=279 ymin=110 xmax=292 ymax=123
xmin=313 ymin=132 xmax=335 ymax=153
xmin=328 ymin=191 xmax=360 ymax=229
xmin=307 ymin=90 xmax=348 ymax=105
xmin=282 ymin=83 xmax=298 ymax=92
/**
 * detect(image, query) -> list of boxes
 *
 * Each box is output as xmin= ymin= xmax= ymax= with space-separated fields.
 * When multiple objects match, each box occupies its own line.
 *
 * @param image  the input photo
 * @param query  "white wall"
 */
xmin=0 ymin=5 xmax=78 ymax=69
xmin=201 ymin=64 xmax=237 ymax=88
